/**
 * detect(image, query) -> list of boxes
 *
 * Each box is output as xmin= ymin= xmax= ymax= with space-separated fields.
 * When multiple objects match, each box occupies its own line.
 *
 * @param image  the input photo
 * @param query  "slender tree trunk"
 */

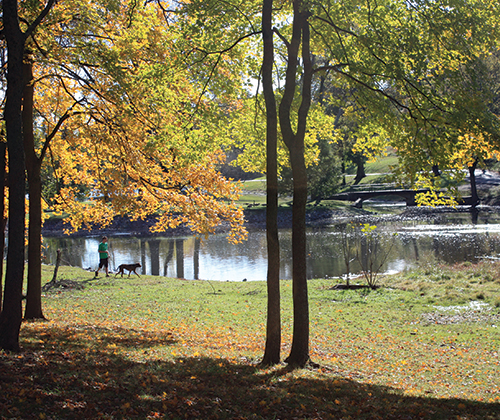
xmin=23 ymin=58 xmax=45 ymax=320
xmin=48 ymin=249 xmax=61 ymax=286
xmin=260 ymin=0 xmax=281 ymax=366
xmin=280 ymin=0 xmax=312 ymax=368
xmin=0 ymin=141 xmax=7 ymax=314
xmin=469 ymin=159 xmax=479 ymax=206
xmin=0 ymin=0 xmax=27 ymax=352
xmin=341 ymin=143 xmax=346 ymax=186
xmin=285 ymin=138 xmax=310 ymax=367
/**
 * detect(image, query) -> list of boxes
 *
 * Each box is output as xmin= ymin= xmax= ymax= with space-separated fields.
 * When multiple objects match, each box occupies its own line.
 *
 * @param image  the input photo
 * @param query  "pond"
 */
xmin=41 ymin=208 xmax=500 ymax=281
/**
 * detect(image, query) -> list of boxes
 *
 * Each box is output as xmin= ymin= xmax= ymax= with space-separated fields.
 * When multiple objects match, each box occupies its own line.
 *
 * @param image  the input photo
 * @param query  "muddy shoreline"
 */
xmin=41 ymin=204 xmax=495 ymax=238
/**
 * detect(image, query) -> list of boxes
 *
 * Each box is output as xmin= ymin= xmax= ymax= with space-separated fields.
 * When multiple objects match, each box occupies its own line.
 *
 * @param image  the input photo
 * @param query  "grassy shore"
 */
xmin=1 ymin=261 xmax=499 ymax=419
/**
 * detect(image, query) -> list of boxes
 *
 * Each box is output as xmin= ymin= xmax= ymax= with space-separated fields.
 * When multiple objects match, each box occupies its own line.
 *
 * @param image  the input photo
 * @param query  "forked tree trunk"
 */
xmin=260 ymin=0 xmax=281 ymax=366
xmin=280 ymin=0 xmax=312 ymax=368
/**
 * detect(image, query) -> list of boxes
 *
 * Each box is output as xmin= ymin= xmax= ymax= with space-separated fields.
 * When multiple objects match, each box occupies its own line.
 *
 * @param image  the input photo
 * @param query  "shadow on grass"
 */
xmin=22 ymin=323 xmax=177 ymax=351
xmin=1 ymin=326 xmax=498 ymax=420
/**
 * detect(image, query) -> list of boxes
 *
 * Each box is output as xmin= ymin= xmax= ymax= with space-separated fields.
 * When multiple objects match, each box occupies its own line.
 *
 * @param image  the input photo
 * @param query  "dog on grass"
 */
xmin=115 ymin=263 xmax=141 ymax=277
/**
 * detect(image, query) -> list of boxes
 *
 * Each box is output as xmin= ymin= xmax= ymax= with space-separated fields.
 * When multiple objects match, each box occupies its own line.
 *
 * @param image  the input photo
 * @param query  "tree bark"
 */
xmin=260 ymin=0 xmax=281 ymax=366
xmin=354 ymin=157 xmax=366 ymax=185
xmin=285 ymin=134 xmax=310 ymax=367
xmin=0 ymin=0 xmax=55 ymax=351
xmin=469 ymin=159 xmax=479 ymax=206
xmin=50 ymin=249 xmax=61 ymax=284
xmin=280 ymin=0 xmax=312 ymax=368
xmin=23 ymin=58 xmax=45 ymax=320
xmin=0 ymin=141 xmax=7 ymax=314
xmin=0 ymin=0 xmax=27 ymax=352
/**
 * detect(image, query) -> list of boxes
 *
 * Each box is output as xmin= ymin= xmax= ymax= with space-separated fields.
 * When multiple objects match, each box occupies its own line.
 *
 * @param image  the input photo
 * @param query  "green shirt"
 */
xmin=98 ymin=242 xmax=108 ymax=259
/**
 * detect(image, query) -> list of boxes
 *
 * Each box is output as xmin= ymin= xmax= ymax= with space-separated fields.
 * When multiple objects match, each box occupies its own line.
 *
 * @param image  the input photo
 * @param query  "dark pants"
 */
xmin=98 ymin=258 xmax=109 ymax=269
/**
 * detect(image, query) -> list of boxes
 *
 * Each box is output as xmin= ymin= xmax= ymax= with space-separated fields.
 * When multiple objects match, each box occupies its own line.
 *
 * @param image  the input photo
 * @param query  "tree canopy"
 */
xmin=1 ymin=0 xmax=500 ymax=361
xmin=34 ymin=1 xmax=249 ymax=243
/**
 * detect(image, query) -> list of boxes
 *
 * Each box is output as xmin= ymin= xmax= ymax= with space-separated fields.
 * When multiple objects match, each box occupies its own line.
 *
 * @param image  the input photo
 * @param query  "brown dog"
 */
xmin=115 ymin=263 xmax=141 ymax=277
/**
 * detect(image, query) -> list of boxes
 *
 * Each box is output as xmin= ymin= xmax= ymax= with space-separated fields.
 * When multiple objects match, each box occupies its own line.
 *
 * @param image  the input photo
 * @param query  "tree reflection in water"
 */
xmin=41 ymin=212 xmax=500 ymax=281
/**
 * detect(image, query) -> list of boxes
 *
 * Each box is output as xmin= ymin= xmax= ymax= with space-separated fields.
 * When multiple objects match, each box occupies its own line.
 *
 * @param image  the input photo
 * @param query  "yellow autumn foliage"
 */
xmin=31 ymin=0 xmax=248 ymax=243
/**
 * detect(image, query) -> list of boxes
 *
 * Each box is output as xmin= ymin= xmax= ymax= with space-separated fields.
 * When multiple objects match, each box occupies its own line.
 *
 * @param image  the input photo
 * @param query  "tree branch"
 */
xmin=329 ymin=66 xmax=414 ymax=116
xmin=23 ymin=0 xmax=57 ymax=42
xmin=297 ymin=12 xmax=312 ymax=141
xmin=40 ymin=106 xmax=85 ymax=163
xmin=193 ymin=31 xmax=262 ymax=58
xmin=279 ymin=1 xmax=304 ymax=146
xmin=314 ymin=10 xmax=358 ymax=38
xmin=272 ymin=27 xmax=290 ymax=49
xmin=186 ymin=31 xmax=261 ymax=124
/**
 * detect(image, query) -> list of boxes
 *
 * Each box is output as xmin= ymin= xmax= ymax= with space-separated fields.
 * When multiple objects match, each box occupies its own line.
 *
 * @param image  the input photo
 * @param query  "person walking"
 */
xmin=95 ymin=236 xmax=110 ymax=277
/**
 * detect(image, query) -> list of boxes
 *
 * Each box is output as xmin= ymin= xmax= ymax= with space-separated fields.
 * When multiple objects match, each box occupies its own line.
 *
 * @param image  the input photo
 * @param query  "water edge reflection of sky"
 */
xmin=42 ymin=213 xmax=500 ymax=281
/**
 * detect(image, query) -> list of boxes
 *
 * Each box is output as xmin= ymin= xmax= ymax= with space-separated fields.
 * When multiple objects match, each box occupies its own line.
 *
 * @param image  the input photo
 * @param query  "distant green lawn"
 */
xmin=235 ymin=155 xmax=401 ymax=208
xmin=364 ymin=155 xmax=399 ymax=174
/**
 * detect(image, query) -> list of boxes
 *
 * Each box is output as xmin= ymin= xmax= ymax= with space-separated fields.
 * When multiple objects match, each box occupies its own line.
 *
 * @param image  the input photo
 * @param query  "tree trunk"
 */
xmin=341 ymin=144 xmax=346 ymax=186
xmin=280 ymin=1 xmax=312 ymax=368
xmin=354 ymin=157 xmax=366 ymax=185
xmin=260 ymin=0 xmax=281 ymax=366
xmin=469 ymin=159 xmax=479 ymax=206
xmin=285 ymin=139 xmax=310 ymax=367
xmin=0 ymin=0 xmax=27 ymax=352
xmin=0 ymin=141 xmax=7 ymax=314
xmin=50 ymin=249 xmax=61 ymax=284
xmin=23 ymin=58 xmax=45 ymax=320
xmin=0 ymin=0 xmax=55 ymax=351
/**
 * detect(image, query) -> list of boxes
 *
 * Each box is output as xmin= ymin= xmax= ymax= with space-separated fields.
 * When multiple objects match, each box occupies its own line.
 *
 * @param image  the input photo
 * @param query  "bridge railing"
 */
xmin=343 ymin=183 xmax=400 ymax=193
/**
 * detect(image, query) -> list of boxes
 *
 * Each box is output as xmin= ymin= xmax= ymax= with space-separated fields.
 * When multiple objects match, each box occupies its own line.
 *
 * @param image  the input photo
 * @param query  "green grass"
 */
xmin=344 ymin=173 xmax=393 ymax=186
xmin=235 ymin=155 xmax=400 ymax=208
xmin=235 ymin=193 xmax=267 ymax=206
xmin=365 ymin=155 xmax=399 ymax=174
xmin=344 ymin=155 xmax=399 ymax=176
xmin=239 ymin=178 xmax=266 ymax=192
xmin=1 ymin=262 xmax=499 ymax=419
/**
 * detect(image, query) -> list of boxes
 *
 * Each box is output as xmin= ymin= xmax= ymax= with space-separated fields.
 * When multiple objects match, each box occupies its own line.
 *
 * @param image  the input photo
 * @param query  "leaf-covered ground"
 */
xmin=1 ymin=262 xmax=499 ymax=419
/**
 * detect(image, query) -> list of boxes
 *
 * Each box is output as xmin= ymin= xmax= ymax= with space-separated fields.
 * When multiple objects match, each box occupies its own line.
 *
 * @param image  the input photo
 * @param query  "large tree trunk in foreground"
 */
xmin=0 ymin=0 xmax=55 ymax=351
xmin=284 ymin=139 xmax=310 ymax=367
xmin=280 ymin=0 xmax=312 ymax=368
xmin=0 ymin=0 xmax=27 ymax=352
xmin=23 ymin=58 xmax=45 ymax=320
xmin=260 ymin=0 xmax=281 ymax=366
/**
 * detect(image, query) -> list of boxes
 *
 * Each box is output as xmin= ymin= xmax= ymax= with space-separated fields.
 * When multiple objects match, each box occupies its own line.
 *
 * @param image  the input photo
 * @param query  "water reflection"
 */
xmin=42 ymin=212 xmax=500 ymax=281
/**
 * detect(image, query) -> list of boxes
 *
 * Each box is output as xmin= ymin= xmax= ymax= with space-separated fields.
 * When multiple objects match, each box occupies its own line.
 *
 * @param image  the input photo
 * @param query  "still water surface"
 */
xmin=42 ymin=210 xmax=500 ymax=281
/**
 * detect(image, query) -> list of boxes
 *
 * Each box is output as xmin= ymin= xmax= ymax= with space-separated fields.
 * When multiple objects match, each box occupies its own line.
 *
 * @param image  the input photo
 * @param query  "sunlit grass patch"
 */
xmin=386 ymin=260 xmax=500 ymax=307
